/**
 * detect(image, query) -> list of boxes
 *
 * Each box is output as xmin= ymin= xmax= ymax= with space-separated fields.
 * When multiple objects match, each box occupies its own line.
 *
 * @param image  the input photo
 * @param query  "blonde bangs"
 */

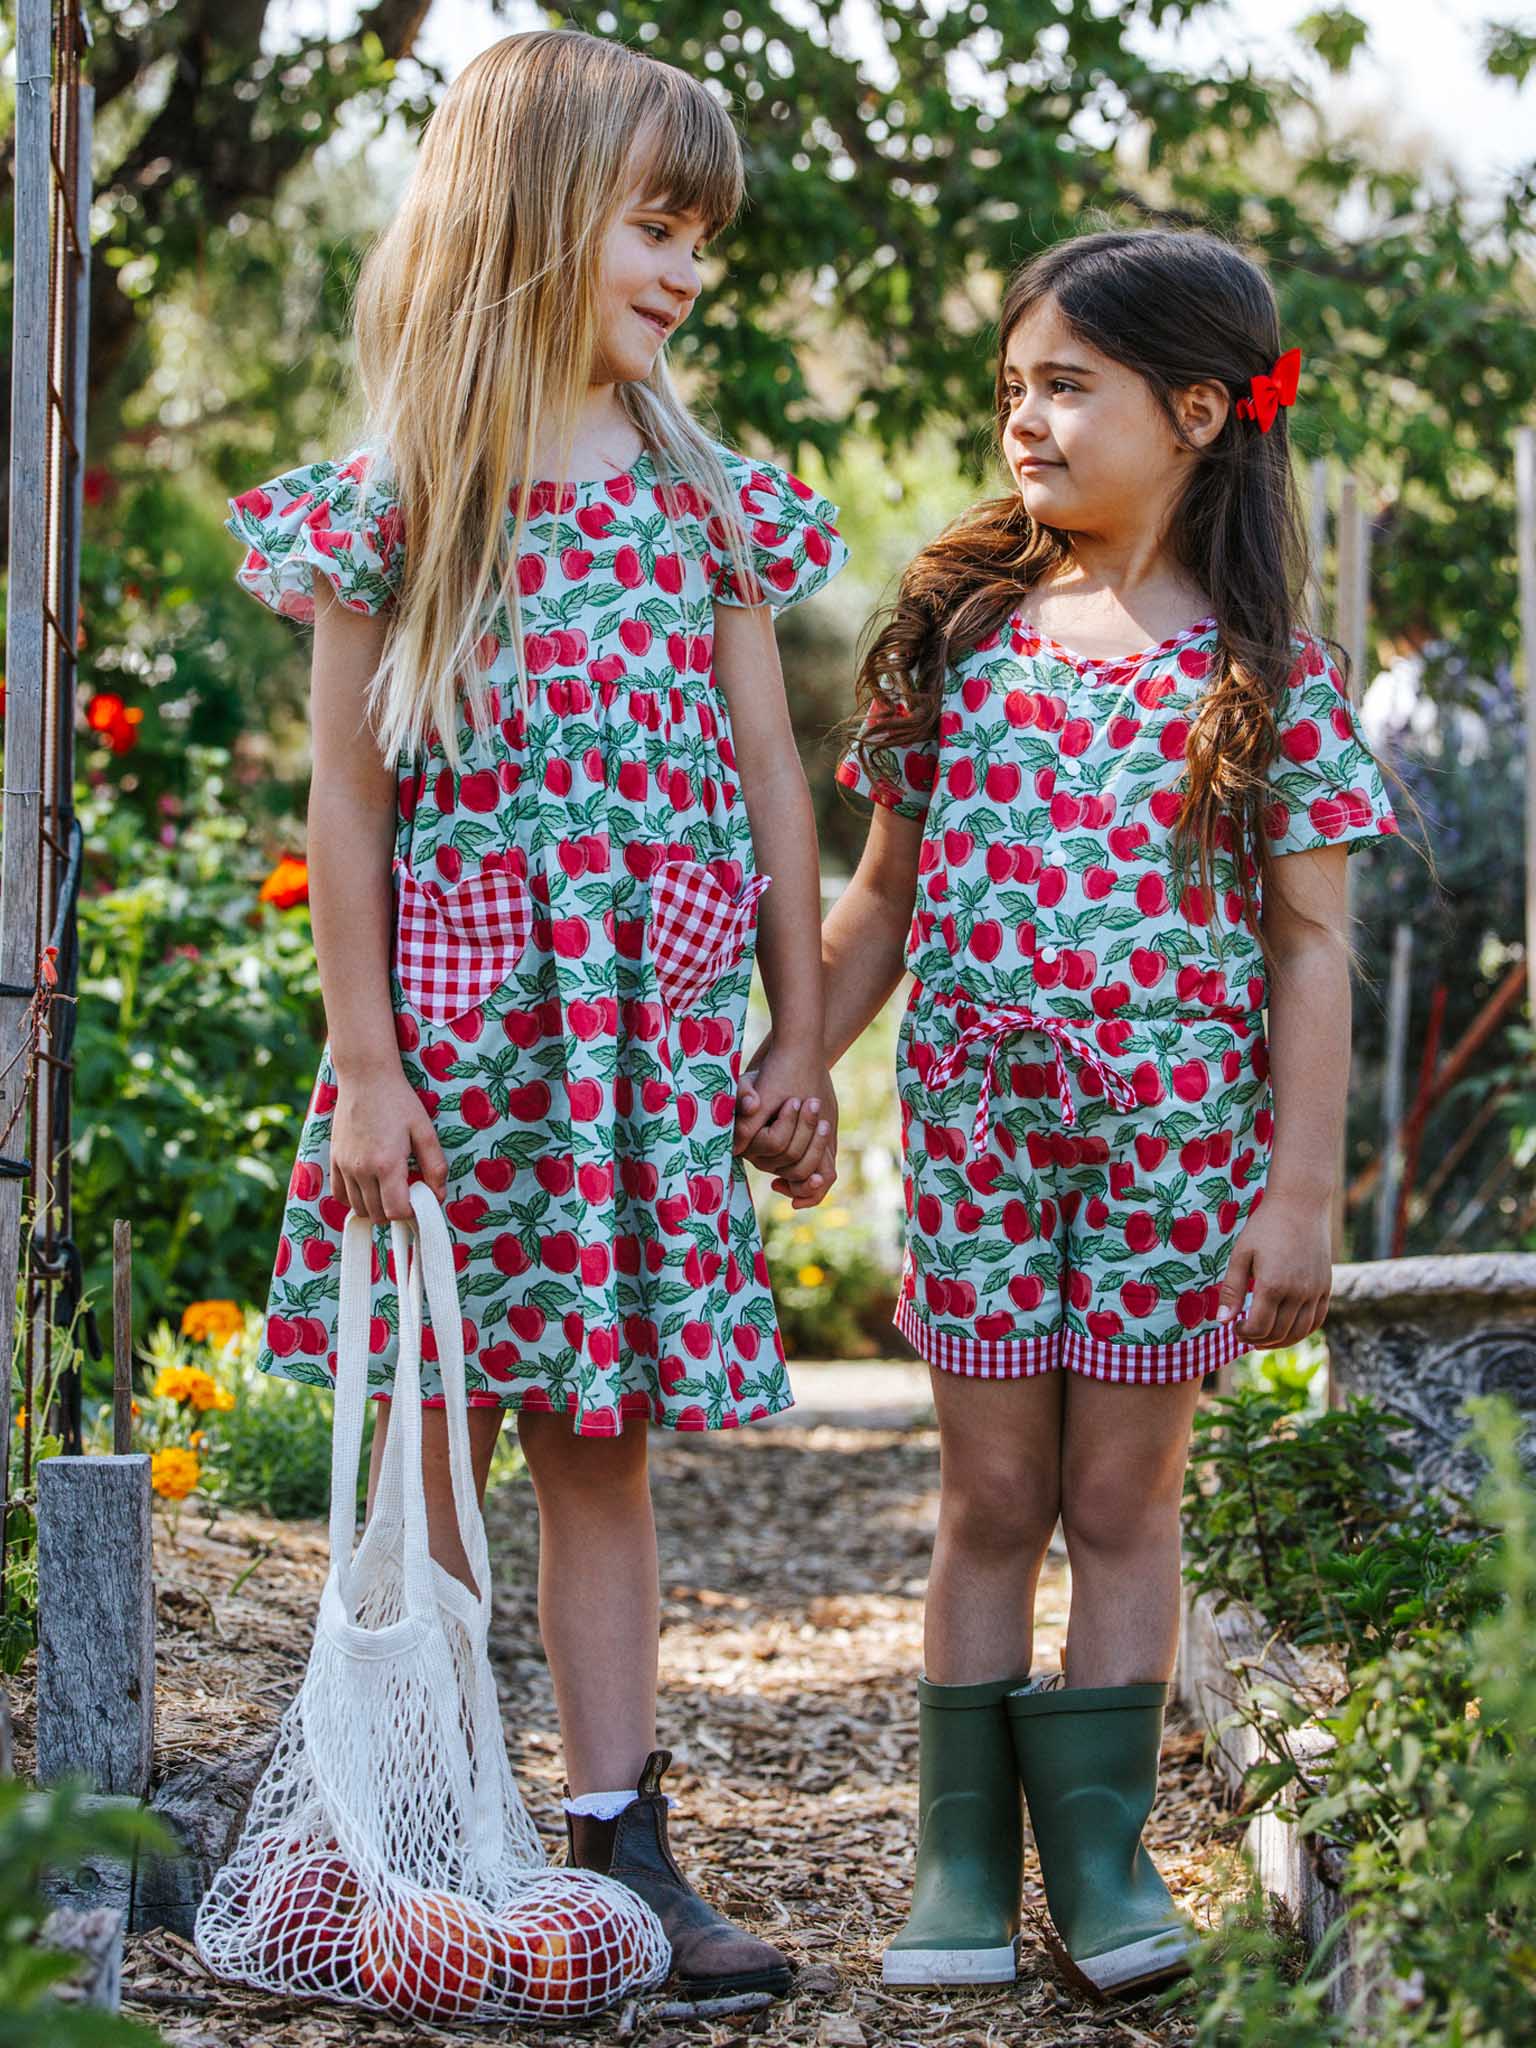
xmin=632 ymin=73 xmax=745 ymax=240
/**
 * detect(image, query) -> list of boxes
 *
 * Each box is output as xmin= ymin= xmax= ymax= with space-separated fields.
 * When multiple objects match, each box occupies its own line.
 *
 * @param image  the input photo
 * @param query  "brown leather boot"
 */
xmin=564 ymin=1750 xmax=793 ymax=1999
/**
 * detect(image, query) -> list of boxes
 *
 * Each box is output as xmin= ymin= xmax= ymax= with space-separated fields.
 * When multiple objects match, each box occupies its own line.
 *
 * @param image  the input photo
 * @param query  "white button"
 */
xmin=1038 ymin=945 xmax=1058 ymax=963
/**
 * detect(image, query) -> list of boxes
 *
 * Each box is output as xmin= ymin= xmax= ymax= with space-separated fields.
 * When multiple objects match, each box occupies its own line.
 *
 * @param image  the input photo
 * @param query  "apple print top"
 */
xmin=225 ymin=438 xmax=849 ymax=1435
xmin=835 ymin=613 xmax=1399 ymax=1030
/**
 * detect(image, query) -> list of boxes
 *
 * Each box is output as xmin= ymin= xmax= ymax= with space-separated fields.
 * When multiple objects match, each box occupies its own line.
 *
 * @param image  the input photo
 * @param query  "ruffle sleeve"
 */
xmin=707 ymin=453 xmax=849 ymax=611
xmin=835 ymin=702 xmax=938 ymax=822
xmin=1263 ymin=638 xmax=1399 ymax=857
xmin=225 ymin=449 xmax=405 ymax=621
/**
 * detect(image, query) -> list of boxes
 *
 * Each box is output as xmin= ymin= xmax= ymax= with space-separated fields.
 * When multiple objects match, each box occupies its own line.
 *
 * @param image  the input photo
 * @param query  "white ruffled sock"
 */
xmin=562 ymin=1787 xmax=640 ymax=1820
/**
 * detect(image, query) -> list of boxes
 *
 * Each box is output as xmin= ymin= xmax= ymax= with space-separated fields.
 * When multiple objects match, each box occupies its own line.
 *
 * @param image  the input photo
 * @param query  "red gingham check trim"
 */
xmin=393 ymin=855 xmax=533 ymax=1027
xmin=649 ymin=860 xmax=771 ymax=1015
xmin=896 ymin=1296 xmax=1247 ymax=1385
xmin=897 ymin=1297 xmax=1062 ymax=1376
xmin=925 ymin=999 xmax=1140 ymax=1153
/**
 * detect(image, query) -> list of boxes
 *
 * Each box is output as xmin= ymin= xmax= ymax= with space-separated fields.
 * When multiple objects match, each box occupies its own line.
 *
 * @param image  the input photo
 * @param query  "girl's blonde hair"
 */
xmin=352 ymin=28 xmax=753 ymax=767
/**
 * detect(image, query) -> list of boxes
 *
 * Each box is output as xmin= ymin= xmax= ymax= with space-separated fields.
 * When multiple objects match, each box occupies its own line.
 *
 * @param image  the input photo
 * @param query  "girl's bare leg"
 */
xmin=365 ymin=1398 xmax=506 ymax=1593
xmin=516 ymin=1412 xmax=660 ymax=1796
xmin=1057 ymin=1375 xmax=1203 ymax=1687
xmin=923 ymin=1367 xmax=1065 ymax=1684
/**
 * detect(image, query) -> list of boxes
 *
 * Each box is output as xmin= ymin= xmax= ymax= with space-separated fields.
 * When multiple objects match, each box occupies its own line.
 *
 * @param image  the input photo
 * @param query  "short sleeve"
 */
xmin=708 ymin=455 xmax=849 ymax=611
xmin=835 ymin=703 xmax=938 ymax=822
xmin=225 ymin=449 xmax=405 ymax=621
xmin=1263 ymin=639 xmax=1399 ymax=857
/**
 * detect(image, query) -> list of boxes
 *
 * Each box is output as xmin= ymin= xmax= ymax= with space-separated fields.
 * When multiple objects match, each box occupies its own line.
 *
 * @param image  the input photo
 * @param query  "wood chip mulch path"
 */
xmin=22 ymin=1412 xmax=1242 ymax=2045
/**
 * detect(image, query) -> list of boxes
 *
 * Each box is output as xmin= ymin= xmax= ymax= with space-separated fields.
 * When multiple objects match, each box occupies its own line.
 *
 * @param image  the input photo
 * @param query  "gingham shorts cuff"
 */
xmin=896 ymin=1296 xmax=1247 ymax=1386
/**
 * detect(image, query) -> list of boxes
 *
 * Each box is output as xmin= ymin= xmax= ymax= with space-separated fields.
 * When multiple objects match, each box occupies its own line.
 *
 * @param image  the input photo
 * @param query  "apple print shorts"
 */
xmin=894 ymin=980 xmax=1272 ymax=1385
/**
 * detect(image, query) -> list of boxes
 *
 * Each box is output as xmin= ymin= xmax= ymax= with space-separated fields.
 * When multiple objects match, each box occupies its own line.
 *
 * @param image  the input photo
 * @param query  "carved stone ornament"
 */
xmin=1325 ymin=1255 xmax=1536 ymax=1499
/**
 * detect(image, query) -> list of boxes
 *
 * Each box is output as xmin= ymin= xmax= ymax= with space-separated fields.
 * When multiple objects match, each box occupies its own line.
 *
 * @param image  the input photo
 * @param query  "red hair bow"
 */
xmin=1235 ymin=347 xmax=1301 ymax=433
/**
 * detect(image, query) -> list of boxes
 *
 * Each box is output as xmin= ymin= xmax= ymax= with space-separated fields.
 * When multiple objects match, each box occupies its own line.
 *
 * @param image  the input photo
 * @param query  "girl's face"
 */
xmin=999 ymin=295 xmax=1225 ymax=539
xmin=592 ymin=181 xmax=712 ymax=386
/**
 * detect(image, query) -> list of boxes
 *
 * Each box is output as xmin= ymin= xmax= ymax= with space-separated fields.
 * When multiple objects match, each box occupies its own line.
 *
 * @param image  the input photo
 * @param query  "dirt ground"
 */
xmin=21 ymin=1403 xmax=1241 ymax=2045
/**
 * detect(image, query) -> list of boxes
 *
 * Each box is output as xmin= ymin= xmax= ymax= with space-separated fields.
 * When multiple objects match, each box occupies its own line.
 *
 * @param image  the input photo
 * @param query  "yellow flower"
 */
xmin=180 ymin=1299 xmax=244 ymax=1346
xmin=797 ymin=1264 xmax=827 ymax=1288
xmin=151 ymin=1447 xmax=201 ymax=1500
xmin=12 ymin=1407 xmax=24 ymax=1431
xmin=152 ymin=1364 xmax=230 ymax=1412
xmin=189 ymin=1430 xmax=205 ymax=1449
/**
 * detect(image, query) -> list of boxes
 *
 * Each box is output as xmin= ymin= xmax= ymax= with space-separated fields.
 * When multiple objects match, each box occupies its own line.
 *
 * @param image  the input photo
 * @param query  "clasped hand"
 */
xmin=731 ymin=1044 xmax=839 ymax=1208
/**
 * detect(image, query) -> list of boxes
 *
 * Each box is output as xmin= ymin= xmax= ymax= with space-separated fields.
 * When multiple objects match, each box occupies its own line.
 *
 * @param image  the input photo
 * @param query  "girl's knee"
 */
xmin=1060 ymin=1464 xmax=1182 ymax=1556
xmin=940 ymin=1456 xmax=1059 ymax=1560
xmin=519 ymin=1414 xmax=650 ymax=1500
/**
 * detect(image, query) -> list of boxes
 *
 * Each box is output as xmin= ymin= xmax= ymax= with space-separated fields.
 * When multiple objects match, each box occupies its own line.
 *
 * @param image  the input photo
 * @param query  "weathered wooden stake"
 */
xmin=1517 ymin=426 xmax=1536 ymax=1027
xmin=1330 ymin=476 xmax=1370 ymax=1265
xmin=36 ymin=1454 xmax=155 ymax=1797
xmin=1375 ymin=922 xmax=1414 ymax=1260
xmin=1307 ymin=455 xmax=1329 ymax=634
xmin=112 ymin=1220 xmax=133 ymax=1454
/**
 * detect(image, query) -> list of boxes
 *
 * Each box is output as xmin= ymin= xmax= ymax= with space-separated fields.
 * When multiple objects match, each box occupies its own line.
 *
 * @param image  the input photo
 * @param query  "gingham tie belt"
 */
xmin=926 ymin=1002 xmax=1141 ymax=1157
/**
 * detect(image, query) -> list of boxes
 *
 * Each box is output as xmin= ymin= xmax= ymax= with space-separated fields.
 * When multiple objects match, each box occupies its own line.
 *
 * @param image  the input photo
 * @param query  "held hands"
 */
xmin=330 ymin=1061 xmax=450 ymax=1226
xmin=1215 ymin=1188 xmax=1333 ymax=1349
xmin=732 ymin=1042 xmax=839 ymax=1209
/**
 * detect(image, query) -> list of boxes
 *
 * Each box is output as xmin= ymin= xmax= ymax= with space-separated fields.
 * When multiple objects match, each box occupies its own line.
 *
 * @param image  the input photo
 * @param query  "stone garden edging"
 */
xmin=1175 ymin=1582 xmax=1359 ymax=2013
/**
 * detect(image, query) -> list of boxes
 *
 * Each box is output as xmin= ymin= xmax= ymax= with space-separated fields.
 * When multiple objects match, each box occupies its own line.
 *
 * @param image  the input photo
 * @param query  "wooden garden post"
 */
xmin=0 ymin=0 xmax=54 ymax=1485
xmin=1326 ymin=477 xmax=1370 ymax=1263
xmin=1517 ymin=427 xmax=1536 ymax=1030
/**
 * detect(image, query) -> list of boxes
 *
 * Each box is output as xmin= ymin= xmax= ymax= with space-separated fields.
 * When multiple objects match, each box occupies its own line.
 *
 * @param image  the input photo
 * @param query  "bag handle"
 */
xmin=330 ymin=1205 xmax=435 ymax=1624
xmin=402 ymin=1184 xmax=506 ymax=1871
xmin=406 ymin=1182 xmax=493 ymax=1618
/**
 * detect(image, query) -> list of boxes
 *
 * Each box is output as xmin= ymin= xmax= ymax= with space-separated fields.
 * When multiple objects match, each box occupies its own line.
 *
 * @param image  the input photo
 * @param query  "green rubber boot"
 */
xmin=882 ymin=1674 xmax=1030 ymax=1986
xmin=1008 ymin=1680 xmax=1192 ymax=1998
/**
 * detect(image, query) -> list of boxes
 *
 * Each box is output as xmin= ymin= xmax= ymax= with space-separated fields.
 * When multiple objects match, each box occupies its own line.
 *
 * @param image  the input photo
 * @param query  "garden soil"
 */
xmin=19 ymin=1385 xmax=1240 ymax=2045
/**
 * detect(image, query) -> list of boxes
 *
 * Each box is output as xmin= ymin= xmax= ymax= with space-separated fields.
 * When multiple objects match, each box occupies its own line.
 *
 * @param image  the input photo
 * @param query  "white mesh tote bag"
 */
xmin=195 ymin=1183 xmax=670 ymax=2021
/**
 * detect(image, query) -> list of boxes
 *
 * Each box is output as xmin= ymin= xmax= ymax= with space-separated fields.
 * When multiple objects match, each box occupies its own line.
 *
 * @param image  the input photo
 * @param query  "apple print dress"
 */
xmin=226 ymin=440 xmax=848 ymax=1434
xmin=837 ymin=615 xmax=1398 ymax=1386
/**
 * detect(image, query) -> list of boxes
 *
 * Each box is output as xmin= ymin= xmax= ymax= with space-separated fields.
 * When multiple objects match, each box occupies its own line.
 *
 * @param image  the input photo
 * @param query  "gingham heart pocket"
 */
xmin=647 ymin=860 xmax=771 ymax=1017
xmin=393 ymin=855 xmax=533 ymax=1028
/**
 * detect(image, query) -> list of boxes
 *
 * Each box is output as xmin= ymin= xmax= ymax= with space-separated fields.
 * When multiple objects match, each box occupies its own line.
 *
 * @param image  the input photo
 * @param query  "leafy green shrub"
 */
xmin=0 ymin=1774 xmax=170 ymax=2044
xmin=83 ymin=1311 xmax=367 ymax=1525
xmin=1180 ymin=1400 xmax=1536 ymax=2044
xmin=73 ymin=754 xmax=321 ymax=1366
xmin=1182 ymin=1386 xmax=1495 ymax=1656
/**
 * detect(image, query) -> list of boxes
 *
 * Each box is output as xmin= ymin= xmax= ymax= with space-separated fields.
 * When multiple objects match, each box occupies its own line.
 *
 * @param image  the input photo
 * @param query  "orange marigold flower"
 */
xmin=151 ymin=1447 xmax=200 ymax=1501
xmin=180 ymin=1299 xmax=245 ymax=1346
xmin=259 ymin=857 xmax=309 ymax=911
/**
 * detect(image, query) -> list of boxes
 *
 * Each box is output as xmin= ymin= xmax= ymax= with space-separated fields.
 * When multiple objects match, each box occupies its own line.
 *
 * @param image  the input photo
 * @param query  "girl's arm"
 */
xmin=710 ymin=603 xmax=838 ymax=1191
xmin=1215 ymin=844 xmax=1349 ymax=1347
xmin=739 ymin=803 xmax=923 ymax=1200
xmin=308 ymin=578 xmax=449 ymax=1226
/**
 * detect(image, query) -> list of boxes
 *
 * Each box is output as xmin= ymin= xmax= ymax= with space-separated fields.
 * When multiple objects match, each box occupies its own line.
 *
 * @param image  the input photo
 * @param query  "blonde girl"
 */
xmin=226 ymin=29 xmax=843 ymax=1999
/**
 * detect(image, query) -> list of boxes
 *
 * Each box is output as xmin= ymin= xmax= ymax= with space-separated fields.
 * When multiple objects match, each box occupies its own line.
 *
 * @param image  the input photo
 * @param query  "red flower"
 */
xmin=84 ymin=691 xmax=144 ymax=755
xmin=259 ymin=857 xmax=309 ymax=910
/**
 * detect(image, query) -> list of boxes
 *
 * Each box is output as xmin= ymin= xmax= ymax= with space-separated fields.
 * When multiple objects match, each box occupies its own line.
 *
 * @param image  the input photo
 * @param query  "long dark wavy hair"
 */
xmin=852 ymin=227 xmax=1390 ymax=957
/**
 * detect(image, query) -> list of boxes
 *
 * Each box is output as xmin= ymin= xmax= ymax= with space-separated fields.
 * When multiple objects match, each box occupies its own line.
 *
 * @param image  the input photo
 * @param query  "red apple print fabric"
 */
xmin=226 ymin=451 xmax=404 ymax=618
xmin=837 ymin=616 xmax=1397 ymax=1382
xmin=228 ymin=442 xmax=848 ymax=1435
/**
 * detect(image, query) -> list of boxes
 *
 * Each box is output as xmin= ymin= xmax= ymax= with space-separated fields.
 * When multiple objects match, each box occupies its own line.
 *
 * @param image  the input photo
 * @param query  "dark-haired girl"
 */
xmin=741 ymin=228 xmax=1397 ymax=1996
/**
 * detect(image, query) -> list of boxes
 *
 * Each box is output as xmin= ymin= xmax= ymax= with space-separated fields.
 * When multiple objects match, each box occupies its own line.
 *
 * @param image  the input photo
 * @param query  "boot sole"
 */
xmin=1046 ymin=1924 xmax=1192 ymax=2000
xmin=676 ymin=1964 xmax=793 ymax=2000
xmin=881 ymin=1942 xmax=1018 ymax=1986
